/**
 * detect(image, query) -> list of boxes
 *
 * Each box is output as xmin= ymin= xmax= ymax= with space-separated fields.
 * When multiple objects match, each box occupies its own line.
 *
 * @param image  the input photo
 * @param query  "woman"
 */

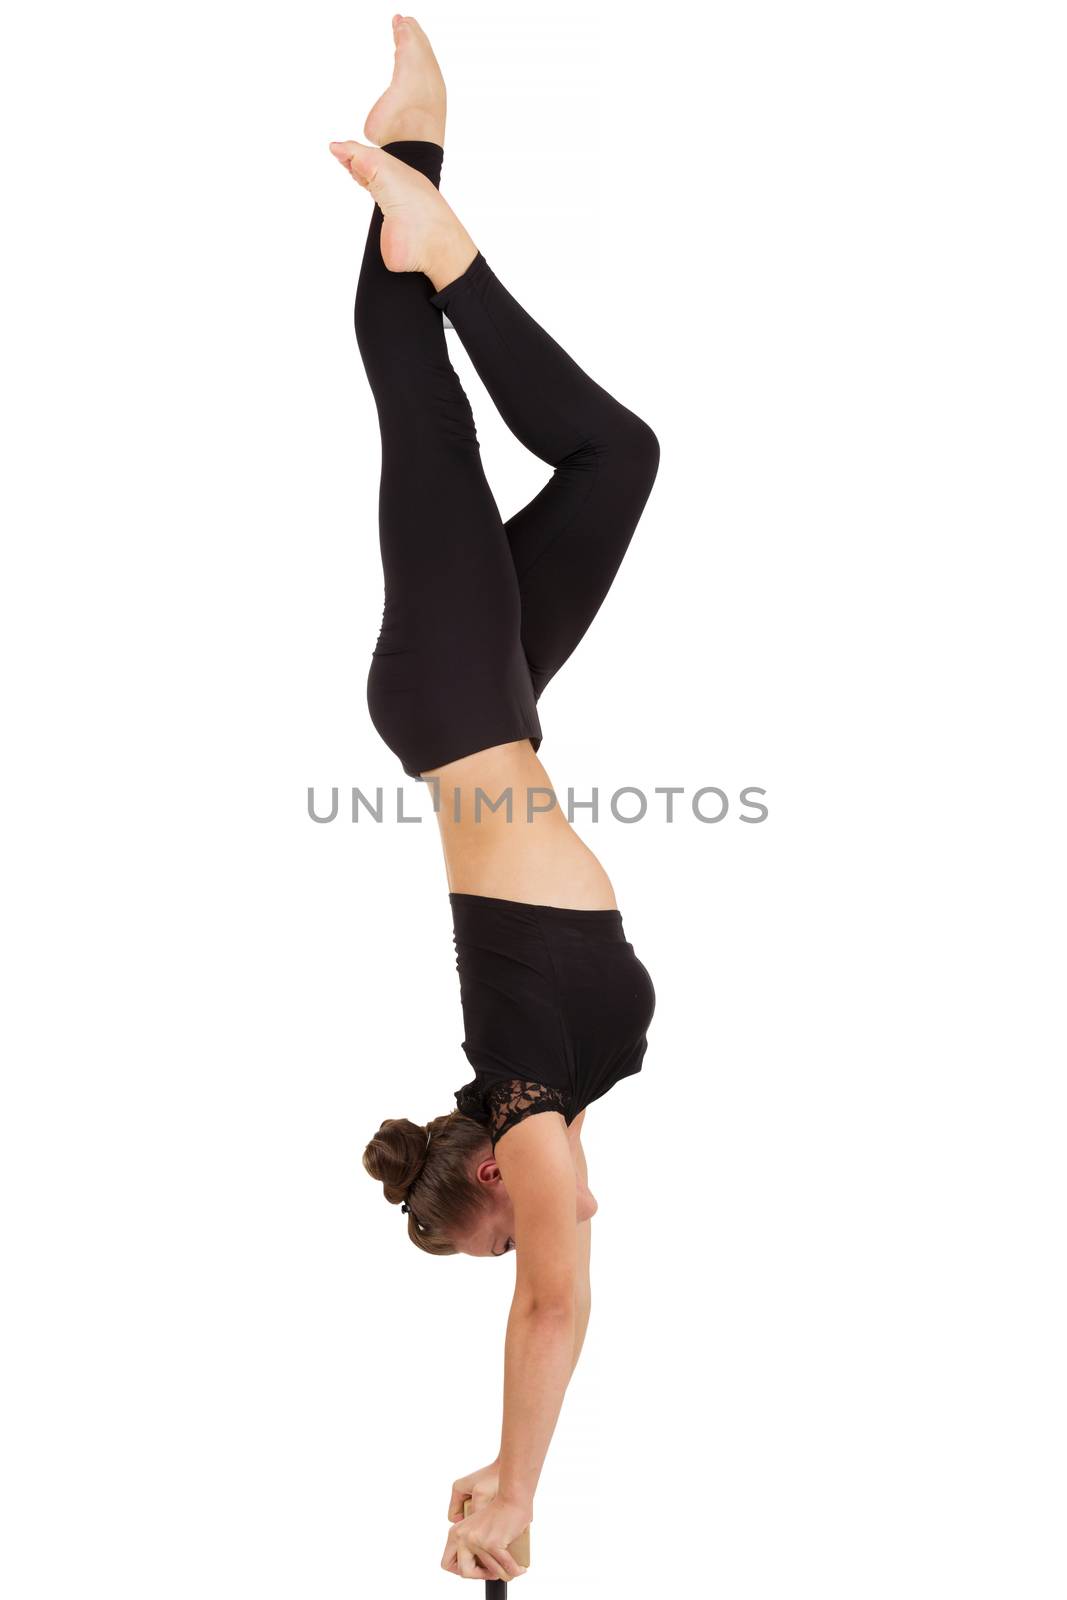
xmin=330 ymin=15 xmax=659 ymax=1582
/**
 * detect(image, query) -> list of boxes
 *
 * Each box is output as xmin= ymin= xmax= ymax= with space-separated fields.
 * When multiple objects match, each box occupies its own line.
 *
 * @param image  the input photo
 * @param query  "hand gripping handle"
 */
xmin=463 ymin=1497 xmax=531 ymax=1570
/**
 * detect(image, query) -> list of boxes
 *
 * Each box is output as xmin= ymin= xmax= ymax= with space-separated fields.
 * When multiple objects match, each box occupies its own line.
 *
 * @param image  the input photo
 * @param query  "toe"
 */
xmin=329 ymin=140 xmax=377 ymax=185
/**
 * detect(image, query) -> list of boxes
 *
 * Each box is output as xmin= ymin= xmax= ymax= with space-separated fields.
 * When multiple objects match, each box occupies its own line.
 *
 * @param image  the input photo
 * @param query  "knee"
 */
xmin=558 ymin=408 xmax=660 ymax=501
xmin=613 ymin=411 xmax=660 ymax=497
xmin=632 ymin=415 xmax=661 ymax=485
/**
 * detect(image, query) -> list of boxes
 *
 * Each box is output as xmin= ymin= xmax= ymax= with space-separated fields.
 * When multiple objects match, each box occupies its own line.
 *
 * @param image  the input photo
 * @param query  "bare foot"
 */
xmin=328 ymin=140 xmax=476 ymax=290
xmin=364 ymin=15 xmax=446 ymax=148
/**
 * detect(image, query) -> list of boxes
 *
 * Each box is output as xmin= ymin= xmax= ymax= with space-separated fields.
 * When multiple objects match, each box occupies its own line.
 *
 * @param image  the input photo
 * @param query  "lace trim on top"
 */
xmin=457 ymin=1076 xmax=568 ymax=1145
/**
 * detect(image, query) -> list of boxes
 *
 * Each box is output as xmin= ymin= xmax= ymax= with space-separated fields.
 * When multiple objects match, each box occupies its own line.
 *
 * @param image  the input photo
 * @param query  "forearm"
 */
xmin=570 ymin=1220 xmax=592 ymax=1375
xmin=571 ymin=1291 xmax=591 ymax=1372
xmin=481 ymin=1263 xmax=588 ymax=1485
xmin=482 ymin=1285 xmax=588 ymax=1484
xmin=497 ymin=1301 xmax=576 ymax=1508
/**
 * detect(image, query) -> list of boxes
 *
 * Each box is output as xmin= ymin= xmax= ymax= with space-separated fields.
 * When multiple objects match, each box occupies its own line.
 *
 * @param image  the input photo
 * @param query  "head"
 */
xmin=363 ymin=1111 xmax=516 ymax=1257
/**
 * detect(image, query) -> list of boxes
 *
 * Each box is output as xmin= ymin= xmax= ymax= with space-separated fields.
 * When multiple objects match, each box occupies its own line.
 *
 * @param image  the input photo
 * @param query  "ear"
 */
xmin=473 ymin=1155 xmax=503 ymax=1187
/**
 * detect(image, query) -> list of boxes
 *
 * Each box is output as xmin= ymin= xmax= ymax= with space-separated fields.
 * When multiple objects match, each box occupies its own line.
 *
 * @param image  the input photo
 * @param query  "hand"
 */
xmin=448 ymin=1460 xmax=500 ymax=1522
xmin=441 ymin=1494 xmax=531 ymax=1582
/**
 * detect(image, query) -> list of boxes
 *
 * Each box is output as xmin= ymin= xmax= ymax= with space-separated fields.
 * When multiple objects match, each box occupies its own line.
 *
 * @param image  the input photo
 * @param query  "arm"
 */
xmin=447 ymin=1127 xmax=591 ymax=1529
xmin=495 ymin=1112 xmax=578 ymax=1510
xmin=571 ymin=1223 xmax=591 ymax=1372
xmin=570 ymin=1132 xmax=592 ymax=1375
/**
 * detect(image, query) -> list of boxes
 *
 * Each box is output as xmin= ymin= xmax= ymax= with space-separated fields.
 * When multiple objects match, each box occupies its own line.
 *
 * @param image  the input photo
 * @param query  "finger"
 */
xmin=468 ymin=1536 xmax=527 ymax=1584
xmin=457 ymin=1546 xmax=481 ymax=1580
xmin=447 ymin=1489 xmax=470 ymax=1521
xmin=470 ymin=1547 xmax=510 ymax=1584
xmin=485 ymin=1544 xmax=527 ymax=1582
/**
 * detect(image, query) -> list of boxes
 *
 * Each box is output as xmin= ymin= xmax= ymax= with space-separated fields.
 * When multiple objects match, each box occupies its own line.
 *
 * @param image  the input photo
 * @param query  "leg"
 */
xmin=431 ymin=259 xmax=660 ymax=699
xmin=348 ymin=139 xmax=541 ymax=777
xmin=333 ymin=17 xmax=658 ymax=767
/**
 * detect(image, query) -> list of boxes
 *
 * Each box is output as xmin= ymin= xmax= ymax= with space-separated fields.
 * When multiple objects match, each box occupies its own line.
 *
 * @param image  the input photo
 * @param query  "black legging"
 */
xmin=354 ymin=141 xmax=659 ymax=777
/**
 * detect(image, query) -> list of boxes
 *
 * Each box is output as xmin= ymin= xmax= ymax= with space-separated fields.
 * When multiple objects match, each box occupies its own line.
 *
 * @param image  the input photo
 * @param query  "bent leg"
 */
xmin=354 ymin=144 xmax=540 ymax=775
xmin=430 ymin=256 xmax=659 ymax=699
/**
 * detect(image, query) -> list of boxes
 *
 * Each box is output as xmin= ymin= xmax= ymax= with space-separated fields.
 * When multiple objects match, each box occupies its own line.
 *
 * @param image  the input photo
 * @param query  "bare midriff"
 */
xmin=421 ymin=740 xmax=616 ymax=910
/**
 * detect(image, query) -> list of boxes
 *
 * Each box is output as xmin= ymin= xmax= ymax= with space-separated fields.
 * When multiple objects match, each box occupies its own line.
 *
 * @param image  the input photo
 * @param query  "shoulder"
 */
xmin=484 ymin=1077 xmax=569 ymax=1145
xmin=454 ymin=1072 xmax=569 ymax=1144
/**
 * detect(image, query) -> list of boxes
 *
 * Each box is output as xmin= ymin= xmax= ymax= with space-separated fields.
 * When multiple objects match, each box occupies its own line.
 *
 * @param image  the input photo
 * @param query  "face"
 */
xmin=450 ymin=1150 xmax=598 ymax=1257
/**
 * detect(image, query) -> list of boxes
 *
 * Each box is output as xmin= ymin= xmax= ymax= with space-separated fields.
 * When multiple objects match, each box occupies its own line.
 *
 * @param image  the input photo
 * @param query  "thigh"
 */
xmin=505 ymin=418 xmax=659 ymax=699
xmin=368 ymin=465 xmax=541 ymax=777
xmin=507 ymin=494 xmax=630 ymax=700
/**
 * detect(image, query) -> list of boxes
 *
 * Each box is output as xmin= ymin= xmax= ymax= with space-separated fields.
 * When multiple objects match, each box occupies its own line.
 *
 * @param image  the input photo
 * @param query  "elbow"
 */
xmin=513 ymin=1292 xmax=576 ymax=1323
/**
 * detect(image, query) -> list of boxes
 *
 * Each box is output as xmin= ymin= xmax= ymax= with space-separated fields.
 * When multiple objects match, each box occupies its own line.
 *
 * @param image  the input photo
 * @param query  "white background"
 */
xmin=2 ymin=2 xmax=1065 ymax=1596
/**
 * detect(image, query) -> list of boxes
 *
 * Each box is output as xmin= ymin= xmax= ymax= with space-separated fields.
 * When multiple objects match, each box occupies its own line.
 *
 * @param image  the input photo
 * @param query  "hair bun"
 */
xmin=362 ymin=1117 xmax=429 ymax=1206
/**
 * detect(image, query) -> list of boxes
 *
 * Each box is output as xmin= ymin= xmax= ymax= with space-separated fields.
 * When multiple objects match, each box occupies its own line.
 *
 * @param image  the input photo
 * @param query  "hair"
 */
xmin=363 ymin=1110 xmax=491 ymax=1255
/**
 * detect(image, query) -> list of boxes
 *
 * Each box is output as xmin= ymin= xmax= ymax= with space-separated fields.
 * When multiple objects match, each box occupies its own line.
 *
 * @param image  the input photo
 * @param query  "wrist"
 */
xmin=496 ymin=1486 xmax=534 ymax=1519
